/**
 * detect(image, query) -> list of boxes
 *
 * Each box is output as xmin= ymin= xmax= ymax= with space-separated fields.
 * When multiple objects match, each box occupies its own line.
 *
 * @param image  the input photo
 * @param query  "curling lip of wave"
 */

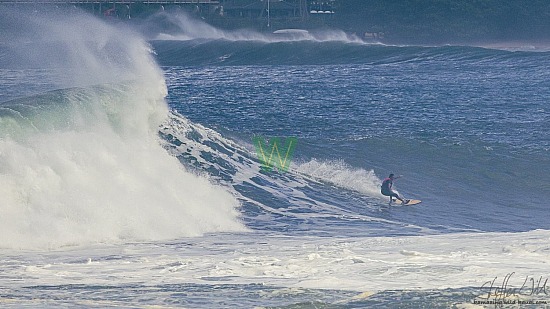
xmin=0 ymin=10 xmax=246 ymax=250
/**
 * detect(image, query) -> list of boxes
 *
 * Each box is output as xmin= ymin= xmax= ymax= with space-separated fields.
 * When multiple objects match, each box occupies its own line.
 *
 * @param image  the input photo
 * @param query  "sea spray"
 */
xmin=148 ymin=10 xmax=365 ymax=43
xmin=295 ymin=159 xmax=385 ymax=198
xmin=0 ymin=9 xmax=246 ymax=249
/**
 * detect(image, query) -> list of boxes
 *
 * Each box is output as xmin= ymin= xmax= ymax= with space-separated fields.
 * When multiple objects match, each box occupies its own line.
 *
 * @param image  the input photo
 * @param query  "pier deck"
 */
xmin=0 ymin=0 xmax=218 ymax=4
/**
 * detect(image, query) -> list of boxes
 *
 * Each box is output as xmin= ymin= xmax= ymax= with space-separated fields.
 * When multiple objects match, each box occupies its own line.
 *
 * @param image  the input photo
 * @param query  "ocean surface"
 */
xmin=0 ymin=10 xmax=549 ymax=308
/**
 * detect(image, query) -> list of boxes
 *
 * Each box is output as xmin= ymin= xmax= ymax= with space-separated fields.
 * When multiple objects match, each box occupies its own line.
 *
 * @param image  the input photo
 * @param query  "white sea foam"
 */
xmin=294 ymin=158 xmax=385 ymax=198
xmin=2 ymin=230 xmax=550 ymax=295
xmin=0 ymin=11 xmax=246 ymax=249
xmin=158 ymin=115 xmax=419 ymax=231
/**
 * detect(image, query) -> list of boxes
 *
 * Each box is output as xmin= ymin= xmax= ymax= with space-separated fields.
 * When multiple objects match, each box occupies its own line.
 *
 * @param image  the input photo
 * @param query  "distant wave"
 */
xmin=135 ymin=11 xmax=550 ymax=66
xmin=151 ymin=39 xmax=550 ymax=66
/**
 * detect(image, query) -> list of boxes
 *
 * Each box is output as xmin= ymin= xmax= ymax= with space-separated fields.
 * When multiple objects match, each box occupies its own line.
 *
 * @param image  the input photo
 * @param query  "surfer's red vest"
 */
xmin=381 ymin=178 xmax=393 ymax=192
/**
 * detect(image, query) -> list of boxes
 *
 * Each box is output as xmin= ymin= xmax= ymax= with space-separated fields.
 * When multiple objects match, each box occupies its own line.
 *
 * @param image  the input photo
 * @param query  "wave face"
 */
xmin=0 ymin=11 xmax=245 ymax=249
xmin=160 ymin=41 xmax=550 ymax=235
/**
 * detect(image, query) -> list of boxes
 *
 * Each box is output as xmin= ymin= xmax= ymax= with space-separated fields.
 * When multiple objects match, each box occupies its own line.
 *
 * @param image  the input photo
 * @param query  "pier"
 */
xmin=0 ymin=0 xmax=219 ymax=3
xmin=0 ymin=0 xmax=222 ymax=20
xmin=0 ymin=0 xmax=335 ymax=32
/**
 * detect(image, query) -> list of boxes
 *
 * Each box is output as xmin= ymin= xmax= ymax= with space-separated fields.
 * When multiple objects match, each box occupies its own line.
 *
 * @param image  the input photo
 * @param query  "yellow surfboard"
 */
xmin=392 ymin=199 xmax=422 ymax=206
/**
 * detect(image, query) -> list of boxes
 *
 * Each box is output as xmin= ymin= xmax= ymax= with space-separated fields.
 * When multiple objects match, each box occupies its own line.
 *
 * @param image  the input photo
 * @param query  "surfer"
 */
xmin=381 ymin=173 xmax=409 ymax=205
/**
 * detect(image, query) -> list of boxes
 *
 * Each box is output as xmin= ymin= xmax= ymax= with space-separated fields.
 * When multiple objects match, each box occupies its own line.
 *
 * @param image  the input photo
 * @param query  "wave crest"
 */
xmin=0 ymin=10 xmax=246 ymax=249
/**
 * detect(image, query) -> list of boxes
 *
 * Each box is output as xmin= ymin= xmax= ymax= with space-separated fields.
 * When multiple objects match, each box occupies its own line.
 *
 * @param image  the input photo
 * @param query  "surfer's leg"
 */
xmin=382 ymin=190 xmax=393 ymax=204
xmin=392 ymin=192 xmax=407 ymax=204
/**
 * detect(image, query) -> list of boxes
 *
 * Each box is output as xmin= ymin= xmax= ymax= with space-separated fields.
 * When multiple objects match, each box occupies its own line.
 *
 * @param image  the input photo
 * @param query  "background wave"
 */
xmin=151 ymin=39 xmax=550 ymax=66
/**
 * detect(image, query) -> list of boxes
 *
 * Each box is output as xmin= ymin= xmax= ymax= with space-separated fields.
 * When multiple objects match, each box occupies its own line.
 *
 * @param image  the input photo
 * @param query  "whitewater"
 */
xmin=1 ymin=9 xmax=549 ymax=308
